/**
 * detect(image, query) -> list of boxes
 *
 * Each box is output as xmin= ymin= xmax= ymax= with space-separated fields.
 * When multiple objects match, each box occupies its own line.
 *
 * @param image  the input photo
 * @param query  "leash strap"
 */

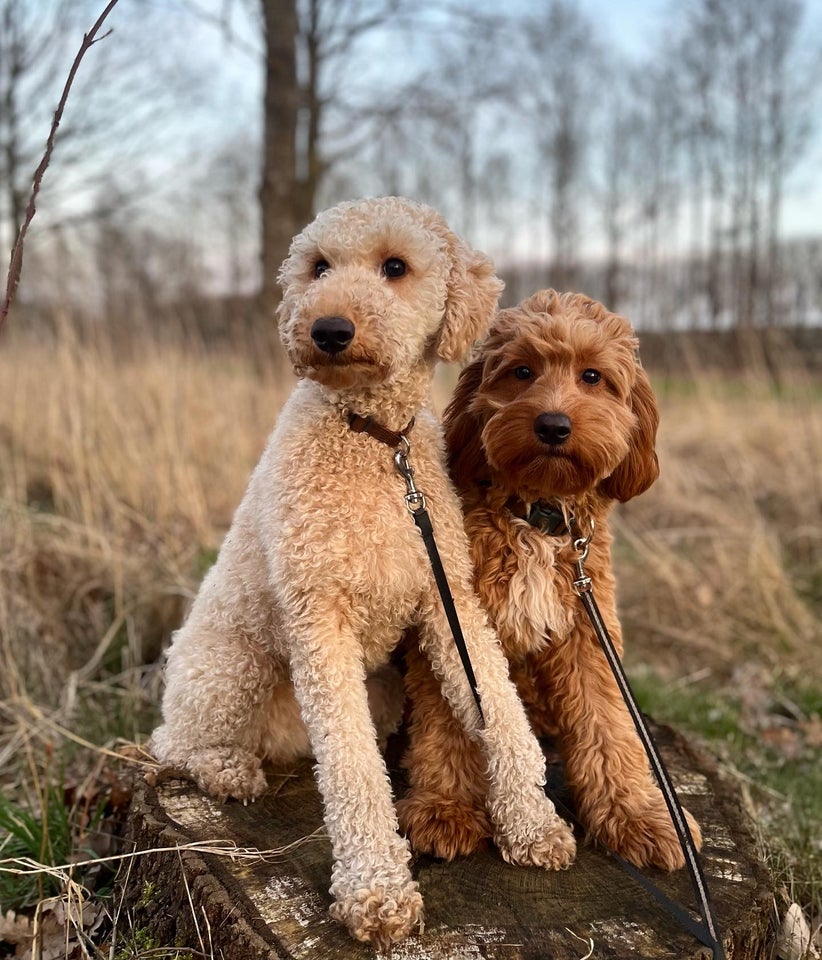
xmin=407 ymin=502 xmax=485 ymax=724
xmin=580 ymin=589 xmax=725 ymax=958
xmin=570 ymin=526 xmax=726 ymax=960
xmin=347 ymin=411 xmax=484 ymax=723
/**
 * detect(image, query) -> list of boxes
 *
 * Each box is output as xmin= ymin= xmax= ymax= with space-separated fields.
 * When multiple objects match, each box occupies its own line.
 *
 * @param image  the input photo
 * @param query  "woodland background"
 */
xmin=0 ymin=0 xmax=820 ymax=957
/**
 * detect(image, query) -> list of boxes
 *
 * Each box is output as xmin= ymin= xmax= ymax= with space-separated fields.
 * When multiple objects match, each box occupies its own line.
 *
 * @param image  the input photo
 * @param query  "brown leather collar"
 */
xmin=347 ymin=411 xmax=415 ymax=449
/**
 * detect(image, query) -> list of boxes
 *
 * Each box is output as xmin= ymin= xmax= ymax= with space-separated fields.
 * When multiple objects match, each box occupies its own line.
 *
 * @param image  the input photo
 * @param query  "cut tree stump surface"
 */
xmin=124 ymin=725 xmax=774 ymax=959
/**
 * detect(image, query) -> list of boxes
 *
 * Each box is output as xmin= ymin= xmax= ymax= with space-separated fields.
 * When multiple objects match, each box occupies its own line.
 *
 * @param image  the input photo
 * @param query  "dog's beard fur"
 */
xmin=300 ymin=352 xmax=392 ymax=390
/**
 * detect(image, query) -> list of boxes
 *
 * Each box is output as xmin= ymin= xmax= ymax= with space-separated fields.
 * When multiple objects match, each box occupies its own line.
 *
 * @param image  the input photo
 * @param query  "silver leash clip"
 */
xmin=571 ymin=518 xmax=595 ymax=595
xmin=393 ymin=435 xmax=426 ymax=513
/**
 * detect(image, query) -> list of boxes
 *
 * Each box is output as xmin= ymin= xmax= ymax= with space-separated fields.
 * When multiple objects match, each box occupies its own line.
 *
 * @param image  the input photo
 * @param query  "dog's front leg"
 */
xmin=397 ymin=634 xmax=494 ymax=859
xmin=533 ymin=613 xmax=703 ymax=871
xmin=417 ymin=591 xmax=576 ymax=871
xmin=287 ymin=614 xmax=422 ymax=947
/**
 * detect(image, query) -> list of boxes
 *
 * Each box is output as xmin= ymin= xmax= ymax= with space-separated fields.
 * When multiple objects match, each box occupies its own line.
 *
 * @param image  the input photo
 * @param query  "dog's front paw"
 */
xmin=330 ymin=882 xmax=423 ymax=949
xmin=592 ymin=796 xmax=703 ymax=871
xmin=397 ymin=791 xmax=492 ymax=860
xmin=495 ymin=803 xmax=577 ymax=870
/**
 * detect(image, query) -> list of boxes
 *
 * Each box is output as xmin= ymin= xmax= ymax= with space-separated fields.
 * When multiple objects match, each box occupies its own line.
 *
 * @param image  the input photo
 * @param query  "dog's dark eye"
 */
xmin=582 ymin=369 xmax=601 ymax=385
xmin=514 ymin=366 xmax=533 ymax=380
xmin=314 ymin=259 xmax=330 ymax=278
xmin=382 ymin=257 xmax=407 ymax=279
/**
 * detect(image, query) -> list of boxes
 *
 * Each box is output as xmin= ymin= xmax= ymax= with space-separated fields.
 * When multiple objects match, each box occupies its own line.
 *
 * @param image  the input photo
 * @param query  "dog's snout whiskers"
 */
xmin=534 ymin=412 xmax=572 ymax=446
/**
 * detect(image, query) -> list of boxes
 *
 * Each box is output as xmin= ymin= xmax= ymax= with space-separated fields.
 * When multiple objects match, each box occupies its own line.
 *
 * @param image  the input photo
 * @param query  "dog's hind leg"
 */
xmin=151 ymin=623 xmax=278 ymax=801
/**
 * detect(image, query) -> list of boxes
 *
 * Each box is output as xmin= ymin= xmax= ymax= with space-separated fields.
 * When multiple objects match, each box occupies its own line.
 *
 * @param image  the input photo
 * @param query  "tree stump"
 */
xmin=123 ymin=725 xmax=774 ymax=959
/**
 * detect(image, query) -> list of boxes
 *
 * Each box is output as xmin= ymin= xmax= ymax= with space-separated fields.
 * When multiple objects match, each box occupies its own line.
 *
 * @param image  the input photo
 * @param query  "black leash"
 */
xmin=558 ymin=512 xmax=726 ymax=960
xmin=516 ymin=501 xmax=726 ymax=958
xmin=348 ymin=413 xmax=723 ymax=956
xmin=347 ymin=412 xmax=484 ymax=723
xmin=392 ymin=440 xmax=485 ymax=725
xmin=578 ymin=599 xmax=725 ymax=957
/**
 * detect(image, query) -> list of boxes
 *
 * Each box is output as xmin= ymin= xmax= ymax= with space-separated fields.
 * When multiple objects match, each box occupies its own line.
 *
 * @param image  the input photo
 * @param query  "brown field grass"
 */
xmin=619 ymin=371 xmax=820 ymax=678
xmin=0 ymin=319 xmax=819 ymax=954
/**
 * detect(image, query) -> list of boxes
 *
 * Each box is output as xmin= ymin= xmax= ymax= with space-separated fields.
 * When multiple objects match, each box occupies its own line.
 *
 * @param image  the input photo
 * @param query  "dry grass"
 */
xmin=0 ymin=318 xmax=293 ymax=708
xmin=0 ymin=318 xmax=819 ymax=953
xmin=617 ymin=369 xmax=820 ymax=680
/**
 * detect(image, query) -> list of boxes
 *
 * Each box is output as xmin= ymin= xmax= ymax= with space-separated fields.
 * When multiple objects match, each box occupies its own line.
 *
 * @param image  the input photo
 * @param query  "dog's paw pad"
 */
xmin=330 ymin=883 xmax=423 ymax=948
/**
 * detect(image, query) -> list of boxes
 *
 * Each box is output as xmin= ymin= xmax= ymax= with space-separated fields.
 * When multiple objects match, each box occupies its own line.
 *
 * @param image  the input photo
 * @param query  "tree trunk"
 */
xmin=124 ymin=723 xmax=775 ymax=959
xmin=258 ymin=0 xmax=300 ymax=311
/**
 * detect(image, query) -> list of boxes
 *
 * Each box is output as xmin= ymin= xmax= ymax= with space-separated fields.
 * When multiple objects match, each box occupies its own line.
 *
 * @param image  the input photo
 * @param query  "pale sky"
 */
xmin=15 ymin=0 xmax=822 ymax=286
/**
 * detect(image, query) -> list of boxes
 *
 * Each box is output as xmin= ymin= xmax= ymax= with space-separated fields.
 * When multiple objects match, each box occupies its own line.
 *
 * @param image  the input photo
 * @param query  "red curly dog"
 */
xmin=398 ymin=289 xmax=702 ymax=870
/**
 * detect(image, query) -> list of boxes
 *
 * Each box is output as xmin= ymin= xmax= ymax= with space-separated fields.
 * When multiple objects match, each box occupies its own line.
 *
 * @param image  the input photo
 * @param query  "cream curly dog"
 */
xmin=151 ymin=199 xmax=575 ymax=948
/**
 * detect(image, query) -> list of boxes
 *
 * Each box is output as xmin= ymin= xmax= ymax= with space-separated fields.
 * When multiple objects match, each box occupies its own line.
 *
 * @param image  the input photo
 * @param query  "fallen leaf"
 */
xmin=776 ymin=902 xmax=819 ymax=960
xmin=0 ymin=909 xmax=32 ymax=945
xmin=2 ymin=899 xmax=108 ymax=960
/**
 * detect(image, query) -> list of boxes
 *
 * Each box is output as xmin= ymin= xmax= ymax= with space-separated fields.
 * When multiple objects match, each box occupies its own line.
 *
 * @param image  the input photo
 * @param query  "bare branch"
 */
xmin=1 ymin=0 xmax=121 ymax=332
xmin=175 ymin=0 xmax=260 ymax=58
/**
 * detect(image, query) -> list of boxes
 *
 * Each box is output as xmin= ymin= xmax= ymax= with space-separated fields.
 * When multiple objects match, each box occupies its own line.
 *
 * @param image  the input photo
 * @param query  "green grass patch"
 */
xmin=0 ymin=774 xmax=105 ymax=911
xmin=630 ymin=668 xmax=822 ymax=915
xmin=112 ymin=927 xmax=194 ymax=960
xmin=630 ymin=671 xmax=745 ymax=743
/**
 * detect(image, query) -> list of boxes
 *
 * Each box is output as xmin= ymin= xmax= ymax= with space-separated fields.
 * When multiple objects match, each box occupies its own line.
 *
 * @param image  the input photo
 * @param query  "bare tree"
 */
xmin=258 ymin=0 xmax=300 ymax=308
xmin=257 ymin=0 xmax=429 ymax=307
xmin=598 ymin=73 xmax=642 ymax=311
xmin=0 ymin=0 xmax=74 ymax=257
xmin=519 ymin=0 xmax=602 ymax=291
xmin=671 ymin=0 xmax=819 ymax=326
xmin=1 ymin=0 xmax=213 ymax=324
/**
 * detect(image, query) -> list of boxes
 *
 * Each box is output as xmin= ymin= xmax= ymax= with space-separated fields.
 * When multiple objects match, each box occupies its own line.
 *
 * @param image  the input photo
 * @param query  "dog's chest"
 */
xmin=481 ymin=522 xmax=575 ymax=658
xmin=262 ymin=409 xmax=444 ymax=658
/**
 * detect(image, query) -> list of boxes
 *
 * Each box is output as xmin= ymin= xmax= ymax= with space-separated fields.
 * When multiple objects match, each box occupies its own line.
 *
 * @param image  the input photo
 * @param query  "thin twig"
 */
xmin=178 ymin=847 xmax=206 ymax=956
xmin=1 ymin=0 xmax=121 ymax=331
xmin=0 ymin=829 xmax=328 ymax=876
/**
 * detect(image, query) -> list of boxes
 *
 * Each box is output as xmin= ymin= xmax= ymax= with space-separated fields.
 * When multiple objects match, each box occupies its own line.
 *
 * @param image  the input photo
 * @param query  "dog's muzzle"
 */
xmin=311 ymin=315 xmax=355 ymax=355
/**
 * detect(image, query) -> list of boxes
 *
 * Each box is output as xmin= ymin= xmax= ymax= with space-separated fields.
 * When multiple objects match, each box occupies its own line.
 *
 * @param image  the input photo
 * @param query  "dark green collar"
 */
xmin=503 ymin=496 xmax=570 ymax=536
xmin=525 ymin=500 xmax=570 ymax=536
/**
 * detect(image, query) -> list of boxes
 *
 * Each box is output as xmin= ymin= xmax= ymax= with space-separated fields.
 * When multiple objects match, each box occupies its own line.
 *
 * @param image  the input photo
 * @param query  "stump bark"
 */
xmin=123 ymin=725 xmax=774 ymax=959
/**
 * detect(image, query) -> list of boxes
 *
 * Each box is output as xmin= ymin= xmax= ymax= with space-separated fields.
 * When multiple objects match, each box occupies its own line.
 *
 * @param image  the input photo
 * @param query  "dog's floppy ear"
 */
xmin=443 ymin=357 xmax=489 ymax=490
xmin=436 ymin=235 xmax=503 ymax=363
xmin=600 ymin=365 xmax=660 ymax=502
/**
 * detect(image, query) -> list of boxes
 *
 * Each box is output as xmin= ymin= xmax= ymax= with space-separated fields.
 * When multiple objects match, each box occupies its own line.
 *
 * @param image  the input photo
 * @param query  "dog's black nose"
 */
xmin=534 ymin=412 xmax=572 ymax=446
xmin=311 ymin=316 xmax=355 ymax=354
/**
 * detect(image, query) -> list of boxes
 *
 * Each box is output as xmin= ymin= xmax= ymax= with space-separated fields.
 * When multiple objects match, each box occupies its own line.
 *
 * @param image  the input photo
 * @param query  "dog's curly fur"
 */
xmin=398 ymin=288 xmax=702 ymax=871
xmin=151 ymin=203 xmax=576 ymax=948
